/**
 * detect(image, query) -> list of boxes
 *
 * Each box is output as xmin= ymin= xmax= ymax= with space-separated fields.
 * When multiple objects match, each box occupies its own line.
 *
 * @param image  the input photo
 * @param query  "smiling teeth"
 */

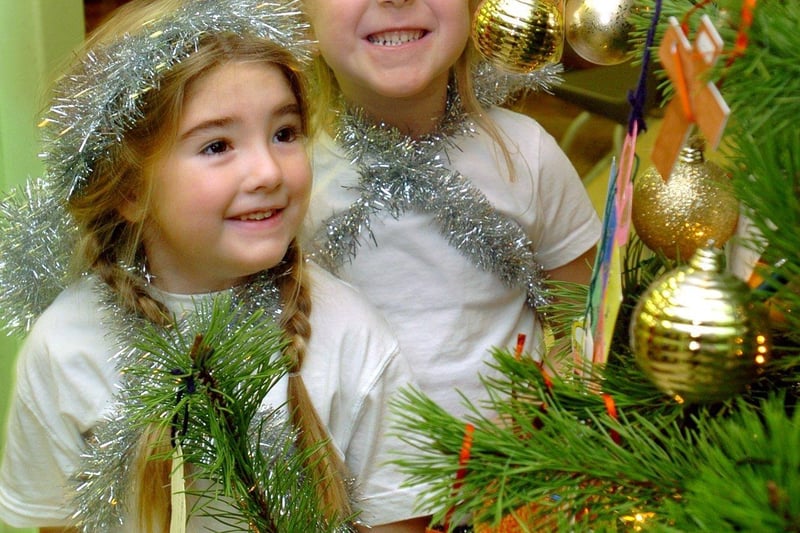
xmin=368 ymin=30 xmax=424 ymax=46
xmin=239 ymin=211 xmax=273 ymax=221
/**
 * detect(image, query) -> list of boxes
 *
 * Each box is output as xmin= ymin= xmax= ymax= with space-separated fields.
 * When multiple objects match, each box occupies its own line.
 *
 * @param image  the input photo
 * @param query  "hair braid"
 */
xmin=132 ymin=424 xmax=173 ymax=532
xmin=95 ymin=257 xmax=171 ymax=326
xmin=71 ymin=209 xmax=171 ymax=326
xmin=278 ymin=240 xmax=352 ymax=521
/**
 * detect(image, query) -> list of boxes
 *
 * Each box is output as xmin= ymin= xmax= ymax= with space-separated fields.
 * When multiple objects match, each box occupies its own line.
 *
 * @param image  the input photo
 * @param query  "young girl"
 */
xmin=0 ymin=0 xmax=428 ymax=531
xmin=301 ymin=0 xmax=602 ymax=421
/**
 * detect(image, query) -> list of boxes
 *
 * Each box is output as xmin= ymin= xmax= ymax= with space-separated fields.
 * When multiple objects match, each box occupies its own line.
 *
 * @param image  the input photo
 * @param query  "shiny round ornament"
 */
xmin=632 ymin=137 xmax=739 ymax=261
xmin=630 ymin=246 xmax=770 ymax=404
xmin=564 ymin=0 xmax=637 ymax=65
xmin=472 ymin=0 xmax=564 ymax=73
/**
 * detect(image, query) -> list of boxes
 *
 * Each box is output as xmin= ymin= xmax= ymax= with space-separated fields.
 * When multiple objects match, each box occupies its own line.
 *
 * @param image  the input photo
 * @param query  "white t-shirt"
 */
xmin=305 ymin=107 xmax=601 ymax=419
xmin=0 ymin=263 xmax=422 ymax=529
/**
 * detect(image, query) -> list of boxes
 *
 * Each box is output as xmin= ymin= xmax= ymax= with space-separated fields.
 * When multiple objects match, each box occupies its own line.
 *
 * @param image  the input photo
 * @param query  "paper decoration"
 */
xmin=651 ymin=15 xmax=730 ymax=180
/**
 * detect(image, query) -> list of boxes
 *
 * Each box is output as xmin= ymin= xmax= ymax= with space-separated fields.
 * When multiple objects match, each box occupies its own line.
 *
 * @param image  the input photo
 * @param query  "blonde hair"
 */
xmin=63 ymin=0 xmax=350 ymax=527
xmin=306 ymin=0 xmax=517 ymax=178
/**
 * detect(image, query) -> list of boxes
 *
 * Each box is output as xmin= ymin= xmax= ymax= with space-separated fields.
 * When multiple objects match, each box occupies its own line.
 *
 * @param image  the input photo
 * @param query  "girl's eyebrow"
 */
xmin=272 ymin=102 xmax=303 ymax=121
xmin=179 ymin=117 xmax=234 ymax=141
xmin=178 ymin=103 xmax=301 ymax=141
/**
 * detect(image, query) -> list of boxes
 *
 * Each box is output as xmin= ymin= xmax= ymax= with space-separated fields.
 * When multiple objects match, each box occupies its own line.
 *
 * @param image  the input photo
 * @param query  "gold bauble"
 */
xmin=472 ymin=0 xmax=564 ymax=73
xmin=632 ymin=137 xmax=739 ymax=261
xmin=630 ymin=246 xmax=770 ymax=404
xmin=564 ymin=0 xmax=637 ymax=65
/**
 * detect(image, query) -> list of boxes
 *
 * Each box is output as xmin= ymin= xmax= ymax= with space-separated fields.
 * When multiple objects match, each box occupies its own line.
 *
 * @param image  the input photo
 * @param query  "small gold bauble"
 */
xmin=632 ymin=137 xmax=739 ymax=261
xmin=630 ymin=246 xmax=770 ymax=404
xmin=564 ymin=0 xmax=637 ymax=65
xmin=472 ymin=0 xmax=564 ymax=73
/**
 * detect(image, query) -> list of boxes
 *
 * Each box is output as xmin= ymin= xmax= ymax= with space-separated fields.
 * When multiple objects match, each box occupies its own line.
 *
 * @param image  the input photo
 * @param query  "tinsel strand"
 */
xmin=309 ymin=75 xmax=559 ymax=309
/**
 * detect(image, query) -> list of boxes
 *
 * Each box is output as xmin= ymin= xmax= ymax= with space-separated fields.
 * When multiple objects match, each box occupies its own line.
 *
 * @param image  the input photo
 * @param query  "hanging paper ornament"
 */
xmin=564 ymin=0 xmax=637 ymax=65
xmin=632 ymin=136 xmax=739 ymax=261
xmin=630 ymin=246 xmax=770 ymax=404
xmin=472 ymin=0 xmax=564 ymax=73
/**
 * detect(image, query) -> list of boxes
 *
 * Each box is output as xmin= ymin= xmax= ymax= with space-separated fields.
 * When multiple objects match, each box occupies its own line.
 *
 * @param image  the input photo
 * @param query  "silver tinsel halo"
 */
xmin=41 ymin=0 xmax=313 ymax=200
xmin=308 ymin=82 xmax=552 ymax=309
xmin=0 ymin=0 xmax=311 ymax=339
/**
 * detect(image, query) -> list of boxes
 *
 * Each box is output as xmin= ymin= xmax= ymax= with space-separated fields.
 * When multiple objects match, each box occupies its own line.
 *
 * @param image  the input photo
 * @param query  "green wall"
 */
xmin=0 ymin=1 xmax=84 ymax=531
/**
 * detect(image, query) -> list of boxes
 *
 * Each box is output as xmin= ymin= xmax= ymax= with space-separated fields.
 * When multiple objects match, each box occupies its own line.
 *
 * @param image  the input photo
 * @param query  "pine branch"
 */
xmin=539 ymin=278 xmax=589 ymax=343
xmin=125 ymin=295 xmax=347 ymax=532
xmin=662 ymin=394 xmax=800 ymax=531
xmin=392 ymin=348 xmax=800 ymax=531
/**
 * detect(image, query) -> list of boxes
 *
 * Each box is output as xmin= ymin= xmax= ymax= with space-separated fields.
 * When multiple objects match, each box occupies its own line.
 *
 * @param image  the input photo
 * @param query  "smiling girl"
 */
xmin=302 ymin=0 xmax=601 ymax=423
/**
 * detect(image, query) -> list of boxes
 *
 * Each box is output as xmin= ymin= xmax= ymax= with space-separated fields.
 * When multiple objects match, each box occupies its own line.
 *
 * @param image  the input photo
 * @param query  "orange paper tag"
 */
xmin=651 ymin=15 xmax=730 ymax=179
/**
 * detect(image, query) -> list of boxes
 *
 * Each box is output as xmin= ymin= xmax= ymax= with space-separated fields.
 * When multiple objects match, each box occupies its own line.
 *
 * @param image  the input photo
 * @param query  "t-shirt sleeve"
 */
xmin=0 ymin=336 xmax=84 ymax=527
xmin=487 ymin=108 xmax=601 ymax=271
xmin=342 ymin=345 xmax=430 ymax=526
xmin=529 ymin=120 xmax=601 ymax=269
xmin=304 ymin=265 xmax=430 ymax=526
xmin=0 ymin=283 xmax=115 ymax=529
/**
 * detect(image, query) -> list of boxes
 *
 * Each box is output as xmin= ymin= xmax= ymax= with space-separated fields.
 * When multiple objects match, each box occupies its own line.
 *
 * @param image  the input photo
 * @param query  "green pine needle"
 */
xmin=124 ymin=295 xmax=348 ymax=532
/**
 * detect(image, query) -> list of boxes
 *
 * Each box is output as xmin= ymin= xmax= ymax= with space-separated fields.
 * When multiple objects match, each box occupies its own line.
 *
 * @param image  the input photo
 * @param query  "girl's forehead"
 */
xmin=179 ymin=62 xmax=298 ymax=125
xmin=186 ymin=60 xmax=286 ymax=97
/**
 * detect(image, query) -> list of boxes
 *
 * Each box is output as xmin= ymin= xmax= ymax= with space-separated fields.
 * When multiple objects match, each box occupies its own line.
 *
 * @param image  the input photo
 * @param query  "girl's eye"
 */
xmin=201 ymin=140 xmax=230 ymax=155
xmin=273 ymin=126 xmax=300 ymax=144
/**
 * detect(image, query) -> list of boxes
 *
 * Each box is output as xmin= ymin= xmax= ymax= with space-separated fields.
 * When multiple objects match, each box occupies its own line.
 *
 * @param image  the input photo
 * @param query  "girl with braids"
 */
xmin=0 ymin=0 xmax=428 ymax=531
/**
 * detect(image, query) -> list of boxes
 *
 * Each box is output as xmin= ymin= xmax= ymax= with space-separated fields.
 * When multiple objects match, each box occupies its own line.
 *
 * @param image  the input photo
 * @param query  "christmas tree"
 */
xmin=391 ymin=1 xmax=800 ymax=531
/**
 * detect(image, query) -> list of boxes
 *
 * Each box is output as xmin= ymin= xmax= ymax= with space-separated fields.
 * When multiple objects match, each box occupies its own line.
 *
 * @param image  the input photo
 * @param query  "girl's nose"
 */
xmin=245 ymin=146 xmax=283 ymax=191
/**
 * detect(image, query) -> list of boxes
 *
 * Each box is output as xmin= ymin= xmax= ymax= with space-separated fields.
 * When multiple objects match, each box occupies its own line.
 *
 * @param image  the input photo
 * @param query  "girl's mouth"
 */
xmin=367 ymin=30 xmax=425 ymax=46
xmin=235 ymin=210 xmax=275 ymax=221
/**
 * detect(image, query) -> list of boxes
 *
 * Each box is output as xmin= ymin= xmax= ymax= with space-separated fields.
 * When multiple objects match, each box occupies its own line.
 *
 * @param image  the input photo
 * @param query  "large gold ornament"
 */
xmin=472 ymin=0 xmax=564 ymax=73
xmin=632 ymin=136 xmax=739 ymax=261
xmin=564 ymin=0 xmax=637 ymax=65
xmin=630 ymin=246 xmax=770 ymax=404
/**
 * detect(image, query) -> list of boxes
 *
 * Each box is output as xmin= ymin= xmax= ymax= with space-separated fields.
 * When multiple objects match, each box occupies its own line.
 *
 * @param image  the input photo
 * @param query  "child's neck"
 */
xmin=342 ymin=83 xmax=449 ymax=139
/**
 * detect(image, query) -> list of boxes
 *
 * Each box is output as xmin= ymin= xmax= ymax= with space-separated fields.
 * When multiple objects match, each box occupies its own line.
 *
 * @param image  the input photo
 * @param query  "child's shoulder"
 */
xmin=306 ymin=261 xmax=382 ymax=318
xmin=306 ymin=261 xmax=399 ymax=346
xmin=486 ymin=104 xmax=547 ymax=134
xmin=303 ymin=261 xmax=403 ymax=388
xmin=31 ymin=276 xmax=103 ymax=332
xmin=18 ymin=276 xmax=115 ymax=385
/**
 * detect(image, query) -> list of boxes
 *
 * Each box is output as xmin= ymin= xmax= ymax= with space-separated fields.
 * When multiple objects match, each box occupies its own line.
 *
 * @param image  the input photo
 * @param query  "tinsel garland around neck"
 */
xmin=308 ymin=68 xmax=563 ymax=310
